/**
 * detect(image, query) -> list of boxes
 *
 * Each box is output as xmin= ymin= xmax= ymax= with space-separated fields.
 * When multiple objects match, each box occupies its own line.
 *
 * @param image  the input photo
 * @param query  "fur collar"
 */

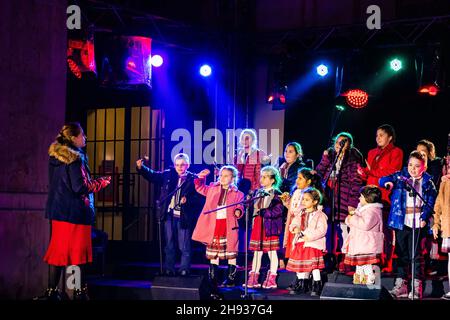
xmin=48 ymin=142 xmax=80 ymax=164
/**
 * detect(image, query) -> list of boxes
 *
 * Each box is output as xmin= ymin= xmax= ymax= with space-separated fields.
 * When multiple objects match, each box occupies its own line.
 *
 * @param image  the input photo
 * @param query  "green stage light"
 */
xmin=390 ymin=58 xmax=402 ymax=72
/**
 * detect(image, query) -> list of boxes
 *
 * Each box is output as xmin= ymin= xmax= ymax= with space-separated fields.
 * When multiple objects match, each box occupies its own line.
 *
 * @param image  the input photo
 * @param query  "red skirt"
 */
xmin=284 ymin=231 xmax=295 ymax=259
xmin=286 ymin=242 xmax=325 ymax=273
xmin=206 ymin=219 xmax=237 ymax=260
xmin=344 ymin=253 xmax=381 ymax=266
xmin=44 ymin=220 xmax=92 ymax=266
xmin=249 ymin=216 xmax=280 ymax=252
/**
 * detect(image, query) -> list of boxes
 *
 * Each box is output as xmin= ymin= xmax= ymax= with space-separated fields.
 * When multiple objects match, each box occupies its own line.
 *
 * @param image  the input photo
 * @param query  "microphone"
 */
xmin=186 ymin=172 xmax=201 ymax=179
xmin=339 ymin=138 xmax=348 ymax=147
xmin=257 ymin=190 xmax=271 ymax=197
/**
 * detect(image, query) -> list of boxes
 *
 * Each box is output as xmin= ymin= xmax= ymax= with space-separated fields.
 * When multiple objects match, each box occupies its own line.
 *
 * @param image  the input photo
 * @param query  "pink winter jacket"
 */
xmin=342 ymin=203 xmax=384 ymax=255
xmin=289 ymin=209 xmax=328 ymax=251
xmin=191 ymin=178 xmax=244 ymax=252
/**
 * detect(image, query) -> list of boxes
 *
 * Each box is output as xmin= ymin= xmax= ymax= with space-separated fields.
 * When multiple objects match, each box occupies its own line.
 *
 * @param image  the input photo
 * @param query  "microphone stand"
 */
xmin=155 ymin=172 xmax=197 ymax=275
xmin=400 ymin=177 xmax=435 ymax=300
xmin=202 ymin=192 xmax=269 ymax=300
xmin=322 ymin=143 xmax=345 ymax=271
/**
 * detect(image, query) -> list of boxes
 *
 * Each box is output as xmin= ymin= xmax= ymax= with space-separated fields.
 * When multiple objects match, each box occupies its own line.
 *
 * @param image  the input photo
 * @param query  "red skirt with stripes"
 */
xmin=344 ymin=253 xmax=381 ymax=266
xmin=205 ymin=219 xmax=237 ymax=260
xmin=44 ymin=220 xmax=92 ymax=266
xmin=286 ymin=242 xmax=325 ymax=273
xmin=249 ymin=216 xmax=280 ymax=252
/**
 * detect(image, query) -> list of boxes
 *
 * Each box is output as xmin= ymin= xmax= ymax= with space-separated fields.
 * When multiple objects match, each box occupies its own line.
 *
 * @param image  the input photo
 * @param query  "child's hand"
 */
xmin=234 ymin=209 xmax=242 ymax=218
xmin=432 ymin=225 xmax=439 ymax=240
xmin=293 ymin=227 xmax=300 ymax=234
xmin=384 ymin=182 xmax=394 ymax=190
xmin=323 ymin=150 xmax=329 ymax=157
xmin=180 ymin=196 xmax=187 ymax=204
xmin=420 ymin=220 xmax=427 ymax=229
xmin=197 ymin=169 xmax=210 ymax=179
xmin=348 ymin=206 xmax=356 ymax=215
xmin=280 ymin=192 xmax=291 ymax=208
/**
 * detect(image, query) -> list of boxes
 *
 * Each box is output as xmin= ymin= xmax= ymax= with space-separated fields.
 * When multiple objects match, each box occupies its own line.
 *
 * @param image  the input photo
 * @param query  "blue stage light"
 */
xmin=199 ymin=64 xmax=212 ymax=77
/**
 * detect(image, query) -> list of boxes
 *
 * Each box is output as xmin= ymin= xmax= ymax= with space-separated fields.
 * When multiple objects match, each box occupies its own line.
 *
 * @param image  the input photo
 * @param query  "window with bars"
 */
xmin=85 ymin=106 xmax=164 ymax=241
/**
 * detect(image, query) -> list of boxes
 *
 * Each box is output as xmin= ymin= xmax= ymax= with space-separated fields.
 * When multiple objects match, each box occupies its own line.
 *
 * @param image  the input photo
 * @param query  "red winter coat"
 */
xmin=192 ymin=179 xmax=244 ymax=252
xmin=360 ymin=143 xmax=403 ymax=204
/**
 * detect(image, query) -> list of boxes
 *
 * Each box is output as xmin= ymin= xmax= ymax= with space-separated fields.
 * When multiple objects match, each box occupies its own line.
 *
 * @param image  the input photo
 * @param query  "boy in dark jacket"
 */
xmin=136 ymin=153 xmax=201 ymax=276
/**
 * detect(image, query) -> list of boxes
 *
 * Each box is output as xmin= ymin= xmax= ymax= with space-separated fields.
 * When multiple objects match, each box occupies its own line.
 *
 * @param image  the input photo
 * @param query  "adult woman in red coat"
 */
xmin=38 ymin=123 xmax=110 ymax=300
xmin=358 ymin=124 xmax=404 ymax=272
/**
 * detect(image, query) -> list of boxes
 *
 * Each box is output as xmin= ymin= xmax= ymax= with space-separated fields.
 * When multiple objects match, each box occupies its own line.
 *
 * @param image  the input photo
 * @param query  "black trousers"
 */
xmin=395 ymin=226 xmax=426 ymax=280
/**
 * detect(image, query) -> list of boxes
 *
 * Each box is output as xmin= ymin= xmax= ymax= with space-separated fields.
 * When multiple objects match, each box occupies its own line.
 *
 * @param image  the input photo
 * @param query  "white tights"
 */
xmin=251 ymin=250 xmax=279 ymax=274
xmin=296 ymin=269 xmax=321 ymax=281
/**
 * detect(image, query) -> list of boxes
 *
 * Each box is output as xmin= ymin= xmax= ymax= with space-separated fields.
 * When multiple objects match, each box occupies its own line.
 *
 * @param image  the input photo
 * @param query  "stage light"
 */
xmin=419 ymin=84 xmax=439 ymax=96
xmin=67 ymin=38 xmax=96 ymax=79
xmin=390 ymin=58 xmax=402 ymax=72
xmin=342 ymin=89 xmax=369 ymax=109
xmin=316 ymin=64 xmax=329 ymax=77
xmin=335 ymin=105 xmax=346 ymax=111
xmin=267 ymin=85 xmax=288 ymax=110
xmin=150 ymin=55 xmax=163 ymax=67
xmin=67 ymin=58 xmax=82 ymax=79
xmin=200 ymin=64 xmax=212 ymax=77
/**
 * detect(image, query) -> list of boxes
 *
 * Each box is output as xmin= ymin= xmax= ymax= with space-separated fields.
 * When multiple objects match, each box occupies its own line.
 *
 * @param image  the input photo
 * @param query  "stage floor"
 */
xmin=86 ymin=262 xmax=449 ymax=300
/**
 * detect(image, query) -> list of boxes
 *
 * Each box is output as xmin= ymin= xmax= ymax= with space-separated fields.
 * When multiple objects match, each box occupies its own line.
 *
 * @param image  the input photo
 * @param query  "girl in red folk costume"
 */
xmin=192 ymin=166 xmax=244 ymax=299
xmin=343 ymin=185 xmax=384 ymax=285
xmin=38 ymin=123 xmax=110 ymax=300
xmin=244 ymin=166 xmax=284 ymax=289
xmin=234 ymin=129 xmax=271 ymax=195
xmin=286 ymin=188 xmax=328 ymax=296
xmin=282 ymin=168 xmax=324 ymax=259
xmin=282 ymin=168 xmax=324 ymax=290
xmin=358 ymin=124 xmax=403 ymax=272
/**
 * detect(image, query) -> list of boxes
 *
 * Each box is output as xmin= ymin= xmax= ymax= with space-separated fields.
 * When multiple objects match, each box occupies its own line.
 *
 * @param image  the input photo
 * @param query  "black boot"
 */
xmin=311 ymin=280 xmax=323 ymax=296
xmin=287 ymin=278 xmax=300 ymax=291
xmin=221 ymin=264 xmax=237 ymax=287
xmin=73 ymin=285 xmax=90 ymax=301
xmin=33 ymin=287 xmax=62 ymax=301
xmin=289 ymin=279 xmax=304 ymax=295
xmin=208 ymin=264 xmax=221 ymax=300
